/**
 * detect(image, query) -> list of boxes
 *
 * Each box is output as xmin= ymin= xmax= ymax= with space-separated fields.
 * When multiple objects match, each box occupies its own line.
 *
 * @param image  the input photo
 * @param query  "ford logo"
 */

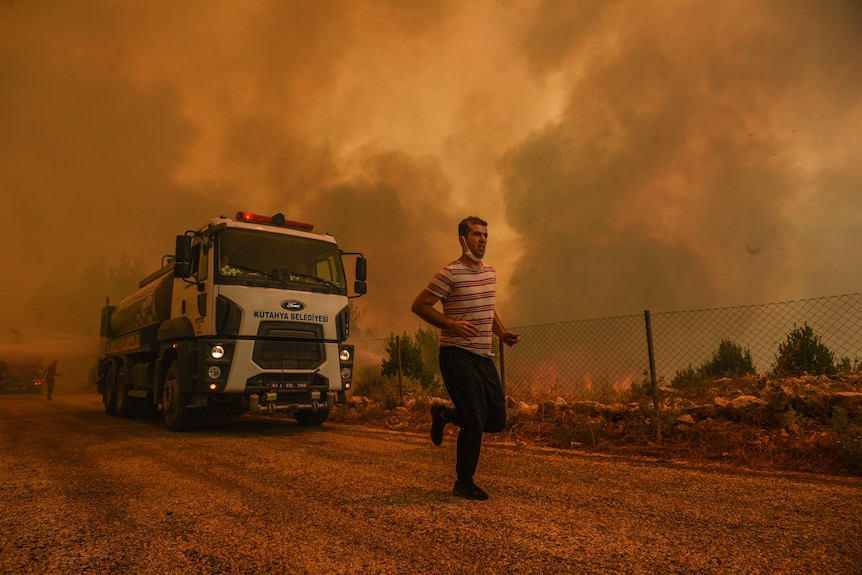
xmin=281 ymin=301 xmax=305 ymax=311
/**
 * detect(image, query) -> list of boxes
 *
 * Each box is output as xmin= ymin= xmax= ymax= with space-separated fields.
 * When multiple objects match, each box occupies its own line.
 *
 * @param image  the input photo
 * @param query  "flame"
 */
xmin=612 ymin=374 xmax=634 ymax=392
xmin=529 ymin=361 xmax=560 ymax=397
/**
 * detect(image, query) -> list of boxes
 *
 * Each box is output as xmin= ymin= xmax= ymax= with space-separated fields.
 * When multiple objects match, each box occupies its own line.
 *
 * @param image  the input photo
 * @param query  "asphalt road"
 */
xmin=1 ymin=388 xmax=861 ymax=575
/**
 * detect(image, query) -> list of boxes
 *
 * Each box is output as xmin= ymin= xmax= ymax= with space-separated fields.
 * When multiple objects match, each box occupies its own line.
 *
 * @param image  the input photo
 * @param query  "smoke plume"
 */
xmin=2 ymin=0 xmax=860 ymax=351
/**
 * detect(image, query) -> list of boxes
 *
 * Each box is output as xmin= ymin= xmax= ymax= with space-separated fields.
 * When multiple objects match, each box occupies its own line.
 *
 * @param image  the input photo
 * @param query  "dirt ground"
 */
xmin=2 ymin=389 xmax=861 ymax=574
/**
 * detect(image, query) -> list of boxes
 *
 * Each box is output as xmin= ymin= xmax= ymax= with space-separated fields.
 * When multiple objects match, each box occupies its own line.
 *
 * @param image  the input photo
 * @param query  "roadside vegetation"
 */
xmin=335 ymin=324 xmax=862 ymax=477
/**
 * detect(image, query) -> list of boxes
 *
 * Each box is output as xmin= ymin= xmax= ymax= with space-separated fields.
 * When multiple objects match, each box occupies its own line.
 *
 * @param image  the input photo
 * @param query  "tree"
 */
xmin=700 ymin=339 xmax=756 ymax=378
xmin=773 ymin=323 xmax=836 ymax=376
xmin=381 ymin=331 xmax=438 ymax=390
xmin=414 ymin=325 xmax=440 ymax=381
xmin=672 ymin=338 xmax=756 ymax=389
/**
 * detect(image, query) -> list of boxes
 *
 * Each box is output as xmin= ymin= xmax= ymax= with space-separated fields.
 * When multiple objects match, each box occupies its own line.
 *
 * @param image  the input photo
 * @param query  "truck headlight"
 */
xmin=211 ymin=345 xmax=225 ymax=359
xmin=339 ymin=348 xmax=351 ymax=362
xmin=208 ymin=366 xmax=222 ymax=379
xmin=340 ymin=367 xmax=352 ymax=380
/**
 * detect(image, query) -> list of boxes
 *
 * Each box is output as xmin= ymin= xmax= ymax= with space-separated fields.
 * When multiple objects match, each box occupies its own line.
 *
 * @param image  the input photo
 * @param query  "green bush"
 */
xmin=671 ymin=339 xmax=756 ymax=389
xmin=671 ymin=365 xmax=702 ymax=390
xmin=352 ymin=373 xmax=423 ymax=409
xmin=772 ymin=323 xmax=836 ymax=376
xmin=701 ymin=339 xmax=756 ymax=378
xmin=835 ymin=357 xmax=861 ymax=374
xmin=380 ymin=329 xmax=442 ymax=393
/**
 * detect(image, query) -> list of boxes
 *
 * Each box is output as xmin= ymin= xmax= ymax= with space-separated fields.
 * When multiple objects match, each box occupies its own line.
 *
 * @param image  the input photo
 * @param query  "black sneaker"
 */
xmin=430 ymin=404 xmax=445 ymax=446
xmin=452 ymin=481 xmax=489 ymax=501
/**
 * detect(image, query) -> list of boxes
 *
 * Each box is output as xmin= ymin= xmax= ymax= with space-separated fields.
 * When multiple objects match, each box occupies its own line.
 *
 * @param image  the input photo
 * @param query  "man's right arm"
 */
xmin=411 ymin=290 xmax=479 ymax=338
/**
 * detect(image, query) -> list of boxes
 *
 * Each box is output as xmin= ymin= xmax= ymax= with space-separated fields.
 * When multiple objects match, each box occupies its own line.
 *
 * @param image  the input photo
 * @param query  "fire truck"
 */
xmin=92 ymin=212 xmax=366 ymax=431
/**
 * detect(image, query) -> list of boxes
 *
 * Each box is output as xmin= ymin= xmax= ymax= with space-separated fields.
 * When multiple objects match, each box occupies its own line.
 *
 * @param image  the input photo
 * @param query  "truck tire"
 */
xmin=103 ymin=364 xmax=117 ymax=415
xmin=294 ymin=408 xmax=330 ymax=427
xmin=162 ymin=360 xmax=195 ymax=431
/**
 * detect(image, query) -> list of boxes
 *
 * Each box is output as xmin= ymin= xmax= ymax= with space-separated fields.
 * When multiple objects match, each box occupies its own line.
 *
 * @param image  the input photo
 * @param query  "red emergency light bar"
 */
xmin=235 ymin=212 xmax=314 ymax=232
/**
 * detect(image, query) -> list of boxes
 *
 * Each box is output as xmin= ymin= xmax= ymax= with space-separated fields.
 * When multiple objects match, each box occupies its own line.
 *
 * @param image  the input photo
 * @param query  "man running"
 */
xmin=411 ymin=216 xmax=520 ymax=500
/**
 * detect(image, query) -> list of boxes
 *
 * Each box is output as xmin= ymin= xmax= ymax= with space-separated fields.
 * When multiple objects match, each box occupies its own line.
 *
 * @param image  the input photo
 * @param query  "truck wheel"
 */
xmin=162 ymin=361 xmax=195 ymax=431
xmin=294 ymin=408 xmax=330 ymax=427
xmin=103 ymin=364 xmax=117 ymax=415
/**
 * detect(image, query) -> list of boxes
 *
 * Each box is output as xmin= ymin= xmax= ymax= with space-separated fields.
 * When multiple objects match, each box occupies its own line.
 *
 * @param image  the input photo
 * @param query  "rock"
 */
xmin=348 ymin=395 xmax=369 ymax=407
xmin=568 ymin=401 xmax=606 ymax=417
xmin=518 ymin=402 xmax=538 ymax=417
xmin=676 ymin=414 xmax=695 ymax=425
xmin=716 ymin=395 xmax=768 ymax=422
xmin=604 ymin=403 xmax=635 ymax=420
xmin=690 ymin=403 xmax=719 ymax=419
xmin=830 ymin=391 xmax=862 ymax=416
xmin=384 ymin=416 xmax=407 ymax=431
xmin=791 ymin=386 xmax=831 ymax=421
xmin=539 ymin=400 xmax=557 ymax=416
xmin=762 ymin=384 xmax=794 ymax=411
xmin=730 ymin=395 xmax=767 ymax=410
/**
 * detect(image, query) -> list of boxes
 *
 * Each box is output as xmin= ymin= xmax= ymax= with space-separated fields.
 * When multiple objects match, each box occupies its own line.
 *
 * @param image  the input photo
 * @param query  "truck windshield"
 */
xmin=215 ymin=228 xmax=347 ymax=295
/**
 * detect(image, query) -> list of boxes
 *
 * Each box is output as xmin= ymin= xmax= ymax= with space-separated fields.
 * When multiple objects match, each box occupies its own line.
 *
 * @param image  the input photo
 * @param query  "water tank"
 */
xmin=109 ymin=270 xmax=173 ymax=337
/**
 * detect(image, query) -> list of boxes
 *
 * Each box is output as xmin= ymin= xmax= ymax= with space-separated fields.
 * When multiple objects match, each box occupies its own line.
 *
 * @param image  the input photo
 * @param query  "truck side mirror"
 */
xmin=354 ymin=257 xmax=367 ymax=295
xmin=173 ymin=235 xmax=193 ymax=279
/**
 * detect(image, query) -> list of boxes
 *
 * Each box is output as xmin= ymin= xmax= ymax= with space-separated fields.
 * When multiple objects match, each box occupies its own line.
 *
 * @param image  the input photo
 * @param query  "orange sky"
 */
xmin=2 ymin=0 xmax=861 ymax=345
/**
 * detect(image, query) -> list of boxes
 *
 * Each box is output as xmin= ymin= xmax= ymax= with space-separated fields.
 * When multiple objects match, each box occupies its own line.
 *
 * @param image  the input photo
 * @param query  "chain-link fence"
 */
xmin=351 ymin=293 xmax=862 ymax=404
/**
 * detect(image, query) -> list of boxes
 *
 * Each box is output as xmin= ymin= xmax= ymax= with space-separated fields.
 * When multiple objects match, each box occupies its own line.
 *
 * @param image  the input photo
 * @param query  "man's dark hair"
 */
xmin=458 ymin=216 xmax=488 ymax=237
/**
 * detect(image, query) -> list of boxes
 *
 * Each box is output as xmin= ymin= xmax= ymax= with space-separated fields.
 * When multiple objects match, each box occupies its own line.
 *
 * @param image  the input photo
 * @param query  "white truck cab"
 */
xmin=95 ymin=212 xmax=366 ymax=431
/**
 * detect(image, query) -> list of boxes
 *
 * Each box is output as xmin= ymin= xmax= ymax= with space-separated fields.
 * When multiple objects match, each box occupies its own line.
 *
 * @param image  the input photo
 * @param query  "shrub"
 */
xmin=380 ymin=330 xmax=442 ymax=393
xmin=413 ymin=326 xmax=442 ymax=383
xmin=671 ymin=365 xmax=702 ymax=390
xmin=772 ymin=323 xmax=836 ymax=376
xmin=701 ymin=339 xmax=756 ymax=378
xmin=671 ymin=339 xmax=755 ymax=389
xmin=352 ymin=373 xmax=422 ymax=409
xmin=835 ymin=357 xmax=861 ymax=374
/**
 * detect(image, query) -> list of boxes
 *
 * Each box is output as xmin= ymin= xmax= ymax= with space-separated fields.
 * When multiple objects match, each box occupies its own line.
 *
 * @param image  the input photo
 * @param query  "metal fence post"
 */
xmin=395 ymin=335 xmax=403 ymax=404
xmin=499 ymin=339 xmax=506 ymax=395
xmin=644 ymin=310 xmax=659 ymax=413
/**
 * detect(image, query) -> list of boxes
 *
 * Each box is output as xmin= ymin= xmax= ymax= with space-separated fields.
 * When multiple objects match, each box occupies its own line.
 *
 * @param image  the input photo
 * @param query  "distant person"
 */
xmin=411 ymin=216 xmax=521 ymax=501
xmin=41 ymin=359 xmax=61 ymax=400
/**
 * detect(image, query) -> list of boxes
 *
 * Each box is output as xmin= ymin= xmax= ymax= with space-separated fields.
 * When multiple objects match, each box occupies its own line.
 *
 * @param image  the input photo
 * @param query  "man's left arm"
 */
xmin=493 ymin=312 xmax=521 ymax=346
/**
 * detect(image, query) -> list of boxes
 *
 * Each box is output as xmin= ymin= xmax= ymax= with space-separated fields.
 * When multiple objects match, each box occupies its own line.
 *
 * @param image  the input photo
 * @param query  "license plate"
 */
xmin=271 ymin=381 xmax=307 ymax=389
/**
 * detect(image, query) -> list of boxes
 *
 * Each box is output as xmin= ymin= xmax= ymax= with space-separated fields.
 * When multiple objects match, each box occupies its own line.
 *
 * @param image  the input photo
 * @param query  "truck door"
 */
xmin=180 ymin=236 xmax=211 ymax=336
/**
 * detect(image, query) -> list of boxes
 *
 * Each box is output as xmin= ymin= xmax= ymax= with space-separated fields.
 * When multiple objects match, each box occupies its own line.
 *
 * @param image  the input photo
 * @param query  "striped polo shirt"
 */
xmin=425 ymin=260 xmax=496 ymax=356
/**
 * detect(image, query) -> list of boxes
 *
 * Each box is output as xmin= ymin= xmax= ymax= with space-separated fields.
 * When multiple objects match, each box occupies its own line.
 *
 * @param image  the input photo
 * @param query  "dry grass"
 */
xmin=329 ymin=383 xmax=862 ymax=477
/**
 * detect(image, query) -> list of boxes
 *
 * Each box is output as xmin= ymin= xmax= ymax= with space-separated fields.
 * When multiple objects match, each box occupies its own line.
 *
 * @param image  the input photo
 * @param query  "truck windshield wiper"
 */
xmin=287 ymin=271 xmax=341 ymax=290
xmin=225 ymin=264 xmax=289 ymax=288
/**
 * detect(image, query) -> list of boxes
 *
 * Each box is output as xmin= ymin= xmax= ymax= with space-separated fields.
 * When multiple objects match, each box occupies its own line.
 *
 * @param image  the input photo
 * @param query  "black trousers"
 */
xmin=438 ymin=346 xmax=506 ymax=483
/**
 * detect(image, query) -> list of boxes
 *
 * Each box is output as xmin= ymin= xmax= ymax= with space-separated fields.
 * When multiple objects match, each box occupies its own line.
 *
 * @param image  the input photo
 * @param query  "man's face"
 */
xmin=462 ymin=224 xmax=488 ymax=259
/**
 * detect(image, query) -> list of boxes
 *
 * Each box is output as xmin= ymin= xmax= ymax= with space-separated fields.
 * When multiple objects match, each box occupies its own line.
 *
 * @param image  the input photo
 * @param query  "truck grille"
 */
xmin=253 ymin=322 xmax=324 ymax=370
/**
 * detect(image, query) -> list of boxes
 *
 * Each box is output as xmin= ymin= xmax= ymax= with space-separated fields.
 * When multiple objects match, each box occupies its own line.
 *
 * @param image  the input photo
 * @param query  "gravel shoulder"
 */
xmin=1 ymin=390 xmax=861 ymax=575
